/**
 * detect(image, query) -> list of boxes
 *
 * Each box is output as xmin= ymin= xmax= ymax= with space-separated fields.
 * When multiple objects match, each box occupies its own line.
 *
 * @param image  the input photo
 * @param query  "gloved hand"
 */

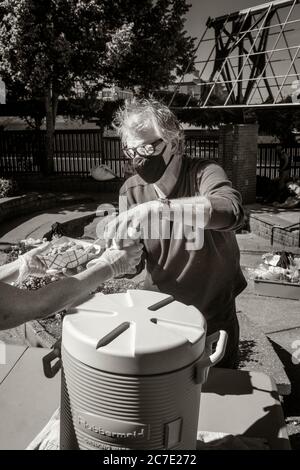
xmin=104 ymin=203 xmax=152 ymax=248
xmin=91 ymin=243 xmax=143 ymax=277
xmin=18 ymin=242 xmax=50 ymax=281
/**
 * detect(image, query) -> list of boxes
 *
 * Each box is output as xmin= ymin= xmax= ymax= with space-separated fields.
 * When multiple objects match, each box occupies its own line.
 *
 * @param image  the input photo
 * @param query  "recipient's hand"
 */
xmin=94 ymin=243 xmax=143 ymax=277
xmin=18 ymin=242 xmax=50 ymax=281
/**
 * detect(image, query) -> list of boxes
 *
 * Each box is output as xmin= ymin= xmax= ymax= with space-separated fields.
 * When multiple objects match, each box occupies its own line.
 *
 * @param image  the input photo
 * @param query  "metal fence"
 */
xmin=0 ymin=130 xmax=127 ymax=177
xmin=1 ymin=129 xmax=300 ymax=181
xmin=0 ymin=130 xmax=44 ymax=174
xmin=0 ymin=129 xmax=219 ymax=178
xmin=53 ymin=132 xmax=126 ymax=177
xmin=53 ymin=130 xmax=102 ymax=176
xmin=184 ymin=132 xmax=219 ymax=160
xmin=257 ymin=144 xmax=300 ymax=180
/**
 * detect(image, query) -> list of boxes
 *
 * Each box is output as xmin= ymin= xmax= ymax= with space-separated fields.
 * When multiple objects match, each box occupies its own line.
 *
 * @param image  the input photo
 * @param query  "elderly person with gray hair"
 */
xmin=104 ymin=98 xmax=247 ymax=368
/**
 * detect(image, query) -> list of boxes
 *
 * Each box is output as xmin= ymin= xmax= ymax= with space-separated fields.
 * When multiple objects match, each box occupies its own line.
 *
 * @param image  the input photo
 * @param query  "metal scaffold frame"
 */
xmin=169 ymin=0 xmax=300 ymax=110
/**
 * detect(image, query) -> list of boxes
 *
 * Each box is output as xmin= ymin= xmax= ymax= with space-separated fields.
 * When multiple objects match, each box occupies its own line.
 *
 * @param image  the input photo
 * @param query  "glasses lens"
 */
xmin=137 ymin=144 xmax=154 ymax=156
xmin=123 ymin=148 xmax=135 ymax=159
xmin=123 ymin=139 xmax=164 ymax=159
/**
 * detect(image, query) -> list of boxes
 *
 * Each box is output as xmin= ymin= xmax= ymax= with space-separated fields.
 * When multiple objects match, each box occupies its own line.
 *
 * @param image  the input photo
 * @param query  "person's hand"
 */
xmin=18 ymin=242 xmax=50 ymax=281
xmin=92 ymin=243 xmax=144 ymax=277
xmin=104 ymin=202 xmax=153 ymax=248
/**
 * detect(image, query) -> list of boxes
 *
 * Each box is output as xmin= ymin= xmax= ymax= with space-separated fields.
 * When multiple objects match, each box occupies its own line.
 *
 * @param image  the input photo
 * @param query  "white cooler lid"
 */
xmin=63 ymin=290 xmax=206 ymax=375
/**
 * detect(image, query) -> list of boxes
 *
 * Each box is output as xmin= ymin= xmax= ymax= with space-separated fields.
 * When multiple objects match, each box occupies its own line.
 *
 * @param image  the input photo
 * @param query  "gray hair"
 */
xmin=113 ymin=98 xmax=184 ymax=151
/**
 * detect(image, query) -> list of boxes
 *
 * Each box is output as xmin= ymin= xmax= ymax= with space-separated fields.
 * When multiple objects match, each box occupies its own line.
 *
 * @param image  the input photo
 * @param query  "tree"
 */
xmin=256 ymin=97 xmax=300 ymax=146
xmin=0 ymin=0 xmax=195 ymax=174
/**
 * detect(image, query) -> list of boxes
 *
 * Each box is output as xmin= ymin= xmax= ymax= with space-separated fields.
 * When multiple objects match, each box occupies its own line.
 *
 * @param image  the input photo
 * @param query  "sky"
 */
xmin=185 ymin=0 xmax=277 ymax=38
xmin=183 ymin=0 xmax=300 ymax=103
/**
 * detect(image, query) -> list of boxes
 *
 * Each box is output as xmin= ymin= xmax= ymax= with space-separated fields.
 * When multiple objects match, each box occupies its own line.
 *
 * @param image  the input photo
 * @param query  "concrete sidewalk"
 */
xmin=0 ymin=192 xmax=118 ymax=244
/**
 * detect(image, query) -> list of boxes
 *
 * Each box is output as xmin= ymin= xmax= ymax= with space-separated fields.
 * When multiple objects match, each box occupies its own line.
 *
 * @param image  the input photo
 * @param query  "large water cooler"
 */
xmin=57 ymin=290 xmax=227 ymax=450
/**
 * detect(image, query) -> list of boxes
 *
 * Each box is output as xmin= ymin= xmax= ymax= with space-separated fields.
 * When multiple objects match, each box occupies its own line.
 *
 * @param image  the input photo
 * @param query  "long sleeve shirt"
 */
xmin=119 ymin=157 xmax=247 ymax=333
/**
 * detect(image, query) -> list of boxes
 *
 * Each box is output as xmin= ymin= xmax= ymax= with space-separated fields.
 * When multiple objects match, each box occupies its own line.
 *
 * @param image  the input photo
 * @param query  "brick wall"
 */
xmin=250 ymin=215 xmax=300 ymax=247
xmin=219 ymin=124 xmax=258 ymax=204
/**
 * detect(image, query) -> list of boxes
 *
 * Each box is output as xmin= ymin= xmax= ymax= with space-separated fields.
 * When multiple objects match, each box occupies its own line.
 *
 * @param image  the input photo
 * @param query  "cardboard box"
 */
xmin=254 ymin=279 xmax=300 ymax=300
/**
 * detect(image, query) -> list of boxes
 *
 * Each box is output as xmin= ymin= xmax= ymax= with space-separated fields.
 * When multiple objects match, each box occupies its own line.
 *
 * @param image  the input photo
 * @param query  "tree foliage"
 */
xmin=0 ymin=0 xmax=195 ymax=171
xmin=255 ymin=98 xmax=300 ymax=146
xmin=0 ymin=0 xmax=195 ymax=100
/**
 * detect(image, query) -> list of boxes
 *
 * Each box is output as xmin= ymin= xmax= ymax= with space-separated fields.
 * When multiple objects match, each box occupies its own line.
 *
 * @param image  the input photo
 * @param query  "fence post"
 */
xmin=219 ymin=124 xmax=258 ymax=204
xmin=35 ymin=130 xmax=45 ymax=175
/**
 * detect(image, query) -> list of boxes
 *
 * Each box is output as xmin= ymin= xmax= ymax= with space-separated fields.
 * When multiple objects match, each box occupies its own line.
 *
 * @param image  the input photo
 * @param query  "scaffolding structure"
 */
xmin=169 ymin=0 xmax=300 ymax=109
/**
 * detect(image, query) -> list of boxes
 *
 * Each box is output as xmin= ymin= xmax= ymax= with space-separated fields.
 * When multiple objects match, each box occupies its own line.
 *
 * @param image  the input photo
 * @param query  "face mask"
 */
xmin=132 ymin=146 xmax=174 ymax=184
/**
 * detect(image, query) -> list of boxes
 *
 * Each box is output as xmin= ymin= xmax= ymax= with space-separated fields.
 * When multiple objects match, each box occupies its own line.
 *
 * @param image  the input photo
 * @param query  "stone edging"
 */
xmin=250 ymin=214 xmax=300 ymax=248
xmin=0 ymin=193 xmax=54 ymax=224
xmin=16 ymin=175 xmax=124 ymax=194
xmin=0 ymin=192 xmax=93 ymax=225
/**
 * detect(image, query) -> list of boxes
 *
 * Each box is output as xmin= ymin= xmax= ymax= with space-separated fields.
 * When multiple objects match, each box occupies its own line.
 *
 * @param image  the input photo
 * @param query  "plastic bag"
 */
xmin=246 ymin=264 xmax=286 ymax=281
xmin=90 ymin=163 xmax=116 ymax=181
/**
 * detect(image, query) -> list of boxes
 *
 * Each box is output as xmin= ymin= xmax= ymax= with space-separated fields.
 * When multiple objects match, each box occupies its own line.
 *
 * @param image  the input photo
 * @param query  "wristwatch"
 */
xmin=157 ymin=198 xmax=171 ymax=221
xmin=157 ymin=197 xmax=171 ymax=207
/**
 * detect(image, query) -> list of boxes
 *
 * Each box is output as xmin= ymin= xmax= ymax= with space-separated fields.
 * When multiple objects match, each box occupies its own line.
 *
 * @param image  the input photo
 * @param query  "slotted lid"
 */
xmin=63 ymin=290 xmax=206 ymax=375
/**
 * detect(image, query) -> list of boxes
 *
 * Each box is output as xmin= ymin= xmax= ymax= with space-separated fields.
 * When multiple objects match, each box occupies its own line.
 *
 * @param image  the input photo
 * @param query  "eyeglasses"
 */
xmin=122 ymin=138 xmax=165 ymax=159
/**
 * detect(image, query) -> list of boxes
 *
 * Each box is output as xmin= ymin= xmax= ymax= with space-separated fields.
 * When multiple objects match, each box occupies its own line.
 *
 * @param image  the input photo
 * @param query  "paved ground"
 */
xmin=0 ymin=192 xmax=117 ymax=243
xmin=0 ymin=196 xmax=300 ymax=447
xmin=245 ymin=204 xmax=300 ymax=226
xmin=237 ymin=233 xmax=300 ymax=448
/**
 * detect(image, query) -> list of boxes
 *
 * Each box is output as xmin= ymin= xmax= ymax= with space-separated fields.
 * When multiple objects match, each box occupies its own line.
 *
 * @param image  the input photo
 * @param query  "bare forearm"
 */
xmin=0 ymin=259 xmax=20 ymax=283
xmin=0 ymin=262 xmax=113 ymax=330
xmin=37 ymin=262 xmax=113 ymax=318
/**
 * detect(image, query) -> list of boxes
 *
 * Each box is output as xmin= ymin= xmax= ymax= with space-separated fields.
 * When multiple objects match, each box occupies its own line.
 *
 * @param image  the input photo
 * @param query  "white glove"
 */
xmin=95 ymin=243 xmax=143 ymax=277
xmin=18 ymin=242 xmax=50 ymax=281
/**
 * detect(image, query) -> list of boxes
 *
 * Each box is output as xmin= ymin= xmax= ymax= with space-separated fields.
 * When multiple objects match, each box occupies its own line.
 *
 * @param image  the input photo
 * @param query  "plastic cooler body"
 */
xmin=59 ymin=290 xmax=226 ymax=450
xmin=60 ymin=347 xmax=204 ymax=450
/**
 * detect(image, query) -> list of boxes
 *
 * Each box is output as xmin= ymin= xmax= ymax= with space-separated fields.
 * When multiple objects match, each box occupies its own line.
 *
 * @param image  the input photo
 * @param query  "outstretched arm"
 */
xmin=105 ymin=163 xmax=244 ymax=244
xmin=0 ymin=244 xmax=142 ymax=330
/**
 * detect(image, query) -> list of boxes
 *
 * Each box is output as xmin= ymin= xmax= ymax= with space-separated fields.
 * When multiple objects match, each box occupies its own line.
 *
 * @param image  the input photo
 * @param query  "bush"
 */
xmin=0 ymin=178 xmax=19 ymax=198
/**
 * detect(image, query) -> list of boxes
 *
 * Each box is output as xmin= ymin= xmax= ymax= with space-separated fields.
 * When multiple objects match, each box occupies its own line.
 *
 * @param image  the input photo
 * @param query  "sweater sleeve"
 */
xmin=196 ymin=162 xmax=245 ymax=231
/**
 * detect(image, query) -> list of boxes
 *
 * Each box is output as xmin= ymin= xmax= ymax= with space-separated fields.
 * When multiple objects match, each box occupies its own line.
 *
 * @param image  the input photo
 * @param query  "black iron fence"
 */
xmin=184 ymin=131 xmax=219 ymax=160
xmin=1 ymin=129 xmax=300 ymax=180
xmin=53 ymin=130 xmax=102 ymax=176
xmin=0 ymin=130 xmax=126 ymax=177
xmin=0 ymin=129 xmax=220 ymax=178
xmin=53 ymin=132 xmax=125 ymax=177
xmin=0 ymin=130 xmax=45 ymax=174
xmin=257 ymin=143 xmax=300 ymax=179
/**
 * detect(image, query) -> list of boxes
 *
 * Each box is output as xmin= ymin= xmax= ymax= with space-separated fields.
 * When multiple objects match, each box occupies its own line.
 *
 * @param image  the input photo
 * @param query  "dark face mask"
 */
xmin=132 ymin=146 xmax=174 ymax=184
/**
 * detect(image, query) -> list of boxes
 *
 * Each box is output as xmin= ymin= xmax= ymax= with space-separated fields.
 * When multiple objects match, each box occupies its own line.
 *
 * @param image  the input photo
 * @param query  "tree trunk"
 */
xmin=44 ymin=86 xmax=58 ymax=175
xmin=99 ymin=125 xmax=105 ymax=165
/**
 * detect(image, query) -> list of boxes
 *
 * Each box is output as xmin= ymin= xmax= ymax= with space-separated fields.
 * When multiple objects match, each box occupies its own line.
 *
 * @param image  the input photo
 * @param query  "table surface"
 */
xmin=0 ymin=345 xmax=290 ymax=450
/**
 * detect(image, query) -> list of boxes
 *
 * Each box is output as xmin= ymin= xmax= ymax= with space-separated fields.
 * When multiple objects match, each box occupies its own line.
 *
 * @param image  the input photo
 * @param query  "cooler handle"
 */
xmin=43 ymin=339 xmax=62 ymax=378
xmin=194 ymin=330 xmax=228 ymax=384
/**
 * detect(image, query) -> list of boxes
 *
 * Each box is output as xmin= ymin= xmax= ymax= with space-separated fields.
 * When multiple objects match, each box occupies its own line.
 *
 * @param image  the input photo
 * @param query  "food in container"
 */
xmin=38 ymin=237 xmax=102 ymax=272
